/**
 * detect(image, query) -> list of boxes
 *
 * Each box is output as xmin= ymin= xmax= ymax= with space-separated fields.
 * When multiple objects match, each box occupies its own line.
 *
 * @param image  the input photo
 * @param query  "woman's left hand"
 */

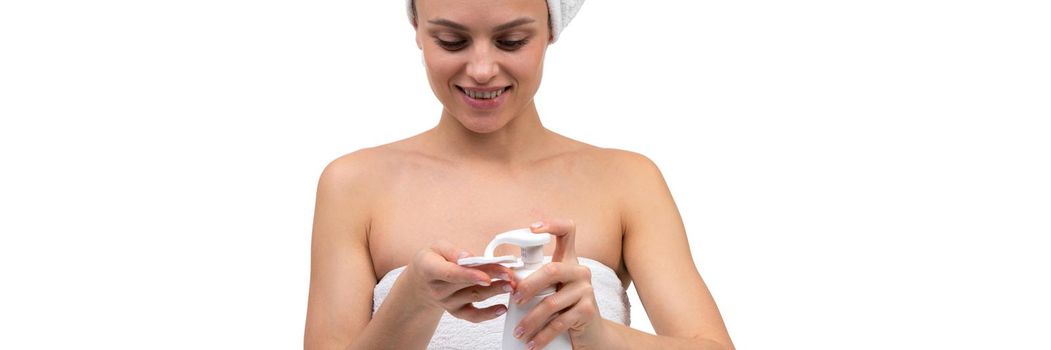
xmin=511 ymin=219 xmax=611 ymax=349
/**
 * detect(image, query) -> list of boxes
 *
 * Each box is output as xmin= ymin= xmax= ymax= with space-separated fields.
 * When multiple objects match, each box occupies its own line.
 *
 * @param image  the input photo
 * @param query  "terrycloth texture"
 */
xmin=406 ymin=0 xmax=586 ymax=43
xmin=372 ymin=256 xmax=630 ymax=350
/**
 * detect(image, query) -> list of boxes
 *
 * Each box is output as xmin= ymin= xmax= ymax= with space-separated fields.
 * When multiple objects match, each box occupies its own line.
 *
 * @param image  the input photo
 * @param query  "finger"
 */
xmin=527 ymin=305 xmax=588 ymax=350
xmin=517 ymin=282 xmax=589 ymax=341
xmin=430 ymin=241 xmax=515 ymax=286
xmin=446 ymin=280 xmax=514 ymax=306
xmin=420 ymin=255 xmax=490 ymax=287
xmin=465 ymin=263 xmax=515 ymax=284
xmin=512 ymin=263 xmax=591 ymax=306
xmin=450 ymin=303 xmax=509 ymax=323
xmin=431 ymin=239 xmax=472 ymax=262
xmin=422 ymin=241 xmax=492 ymax=285
xmin=530 ymin=219 xmax=577 ymax=263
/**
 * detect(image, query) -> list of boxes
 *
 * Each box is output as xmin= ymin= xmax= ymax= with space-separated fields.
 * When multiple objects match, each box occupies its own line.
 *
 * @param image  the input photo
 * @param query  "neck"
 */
xmin=430 ymin=101 xmax=551 ymax=166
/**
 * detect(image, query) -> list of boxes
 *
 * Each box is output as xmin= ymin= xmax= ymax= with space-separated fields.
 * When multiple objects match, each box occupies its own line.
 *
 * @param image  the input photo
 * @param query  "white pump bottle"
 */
xmin=458 ymin=228 xmax=572 ymax=350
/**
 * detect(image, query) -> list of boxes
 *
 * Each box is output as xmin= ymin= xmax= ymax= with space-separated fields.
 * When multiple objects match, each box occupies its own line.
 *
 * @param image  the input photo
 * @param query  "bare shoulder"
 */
xmin=595 ymin=147 xmax=660 ymax=174
xmin=587 ymin=148 xmax=670 ymax=218
xmin=318 ymin=147 xmax=386 ymax=195
xmin=318 ymin=137 xmax=432 ymax=191
xmin=562 ymin=144 xmax=663 ymax=186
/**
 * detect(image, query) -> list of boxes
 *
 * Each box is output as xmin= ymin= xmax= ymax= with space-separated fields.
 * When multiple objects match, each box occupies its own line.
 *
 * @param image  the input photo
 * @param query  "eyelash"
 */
xmin=435 ymin=39 xmax=529 ymax=52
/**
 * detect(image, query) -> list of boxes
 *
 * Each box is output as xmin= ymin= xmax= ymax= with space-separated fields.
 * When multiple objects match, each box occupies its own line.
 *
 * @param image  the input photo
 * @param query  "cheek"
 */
xmin=507 ymin=50 xmax=545 ymax=89
xmin=423 ymin=55 xmax=458 ymax=88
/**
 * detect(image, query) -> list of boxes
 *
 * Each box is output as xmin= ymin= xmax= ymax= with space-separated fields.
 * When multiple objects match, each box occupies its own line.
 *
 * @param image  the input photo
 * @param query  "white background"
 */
xmin=1 ymin=1 xmax=1049 ymax=349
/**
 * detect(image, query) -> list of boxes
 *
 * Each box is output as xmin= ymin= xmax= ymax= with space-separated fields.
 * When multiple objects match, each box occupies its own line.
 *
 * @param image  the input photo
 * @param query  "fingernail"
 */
xmin=527 ymin=340 xmax=536 ymax=349
xmin=530 ymin=221 xmax=543 ymax=229
xmin=512 ymin=292 xmax=522 ymax=303
xmin=477 ymin=279 xmax=490 ymax=286
xmin=494 ymin=306 xmax=507 ymax=317
xmin=458 ymin=251 xmax=470 ymax=259
xmin=497 ymin=273 xmax=509 ymax=281
xmin=503 ymin=283 xmax=513 ymax=292
xmin=514 ymin=326 xmax=525 ymax=338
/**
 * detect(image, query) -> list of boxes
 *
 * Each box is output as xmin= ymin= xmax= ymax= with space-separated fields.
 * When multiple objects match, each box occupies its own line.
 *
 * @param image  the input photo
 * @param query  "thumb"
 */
xmin=530 ymin=219 xmax=577 ymax=263
xmin=432 ymin=239 xmax=471 ymax=262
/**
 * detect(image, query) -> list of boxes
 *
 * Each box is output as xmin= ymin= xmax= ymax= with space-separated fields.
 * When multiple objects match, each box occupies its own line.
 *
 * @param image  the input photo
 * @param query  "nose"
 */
xmin=465 ymin=45 xmax=499 ymax=84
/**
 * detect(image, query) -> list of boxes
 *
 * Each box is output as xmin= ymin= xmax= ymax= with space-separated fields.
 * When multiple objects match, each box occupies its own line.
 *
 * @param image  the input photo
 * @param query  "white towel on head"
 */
xmin=406 ymin=0 xmax=585 ymax=43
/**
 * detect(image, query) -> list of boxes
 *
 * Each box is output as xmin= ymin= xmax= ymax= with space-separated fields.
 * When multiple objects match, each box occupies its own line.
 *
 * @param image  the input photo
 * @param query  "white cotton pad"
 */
xmin=457 ymin=255 xmax=517 ymax=267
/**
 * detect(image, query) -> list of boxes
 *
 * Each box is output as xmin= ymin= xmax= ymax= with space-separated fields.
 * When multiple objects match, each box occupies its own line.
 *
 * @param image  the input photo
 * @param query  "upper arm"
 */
xmin=304 ymin=151 xmax=378 ymax=350
xmin=615 ymin=150 xmax=733 ymax=345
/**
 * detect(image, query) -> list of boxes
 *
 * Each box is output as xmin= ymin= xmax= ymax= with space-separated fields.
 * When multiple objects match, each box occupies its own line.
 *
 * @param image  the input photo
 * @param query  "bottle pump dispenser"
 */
xmin=458 ymin=228 xmax=572 ymax=350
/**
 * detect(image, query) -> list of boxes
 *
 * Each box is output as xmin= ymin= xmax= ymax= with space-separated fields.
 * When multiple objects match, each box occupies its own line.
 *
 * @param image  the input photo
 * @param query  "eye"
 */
xmin=496 ymin=39 xmax=529 ymax=51
xmin=436 ymin=39 xmax=468 ymax=51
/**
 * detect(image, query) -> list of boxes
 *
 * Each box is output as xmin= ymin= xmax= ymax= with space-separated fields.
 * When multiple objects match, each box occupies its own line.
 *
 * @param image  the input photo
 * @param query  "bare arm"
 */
xmin=612 ymin=151 xmax=735 ymax=349
xmin=304 ymin=152 xmax=513 ymax=350
xmin=303 ymin=153 xmax=443 ymax=350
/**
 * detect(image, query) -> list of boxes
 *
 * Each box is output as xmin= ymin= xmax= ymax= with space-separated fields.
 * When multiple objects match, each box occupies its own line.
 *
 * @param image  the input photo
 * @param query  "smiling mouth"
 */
xmin=456 ymin=85 xmax=512 ymax=100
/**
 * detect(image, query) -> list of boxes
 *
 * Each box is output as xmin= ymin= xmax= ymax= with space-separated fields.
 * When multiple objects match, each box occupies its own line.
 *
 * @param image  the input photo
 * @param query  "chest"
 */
xmin=366 ymin=167 xmax=624 ymax=281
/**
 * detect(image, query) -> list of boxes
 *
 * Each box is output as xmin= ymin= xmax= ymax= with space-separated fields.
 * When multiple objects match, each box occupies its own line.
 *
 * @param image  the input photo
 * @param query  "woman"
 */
xmin=304 ymin=0 xmax=734 ymax=349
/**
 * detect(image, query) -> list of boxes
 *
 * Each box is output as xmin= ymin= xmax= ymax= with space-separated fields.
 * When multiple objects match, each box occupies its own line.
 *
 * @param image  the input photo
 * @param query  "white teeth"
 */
xmin=463 ymin=87 xmax=505 ymax=99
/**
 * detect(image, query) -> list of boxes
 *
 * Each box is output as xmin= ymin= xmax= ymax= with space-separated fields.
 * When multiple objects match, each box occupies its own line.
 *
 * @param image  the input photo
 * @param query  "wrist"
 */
xmin=598 ymin=319 xmax=629 ymax=350
xmin=575 ymin=319 xmax=626 ymax=350
xmin=399 ymin=264 xmax=445 ymax=312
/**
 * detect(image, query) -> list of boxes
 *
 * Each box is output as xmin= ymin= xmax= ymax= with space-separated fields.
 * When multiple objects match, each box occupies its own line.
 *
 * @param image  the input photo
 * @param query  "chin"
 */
xmin=454 ymin=112 xmax=512 ymax=134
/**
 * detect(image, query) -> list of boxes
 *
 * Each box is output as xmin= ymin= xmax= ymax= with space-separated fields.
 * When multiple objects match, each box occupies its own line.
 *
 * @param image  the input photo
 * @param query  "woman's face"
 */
xmin=414 ymin=0 xmax=550 ymax=134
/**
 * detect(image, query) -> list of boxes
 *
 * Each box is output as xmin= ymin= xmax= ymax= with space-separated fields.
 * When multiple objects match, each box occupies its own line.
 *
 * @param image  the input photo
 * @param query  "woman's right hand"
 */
xmin=404 ymin=240 xmax=516 ymax=323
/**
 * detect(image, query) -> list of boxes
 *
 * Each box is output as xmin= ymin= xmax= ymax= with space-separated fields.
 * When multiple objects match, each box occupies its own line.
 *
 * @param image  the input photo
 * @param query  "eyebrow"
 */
xmin=427 ymin=17 xmax=537 ymax=32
